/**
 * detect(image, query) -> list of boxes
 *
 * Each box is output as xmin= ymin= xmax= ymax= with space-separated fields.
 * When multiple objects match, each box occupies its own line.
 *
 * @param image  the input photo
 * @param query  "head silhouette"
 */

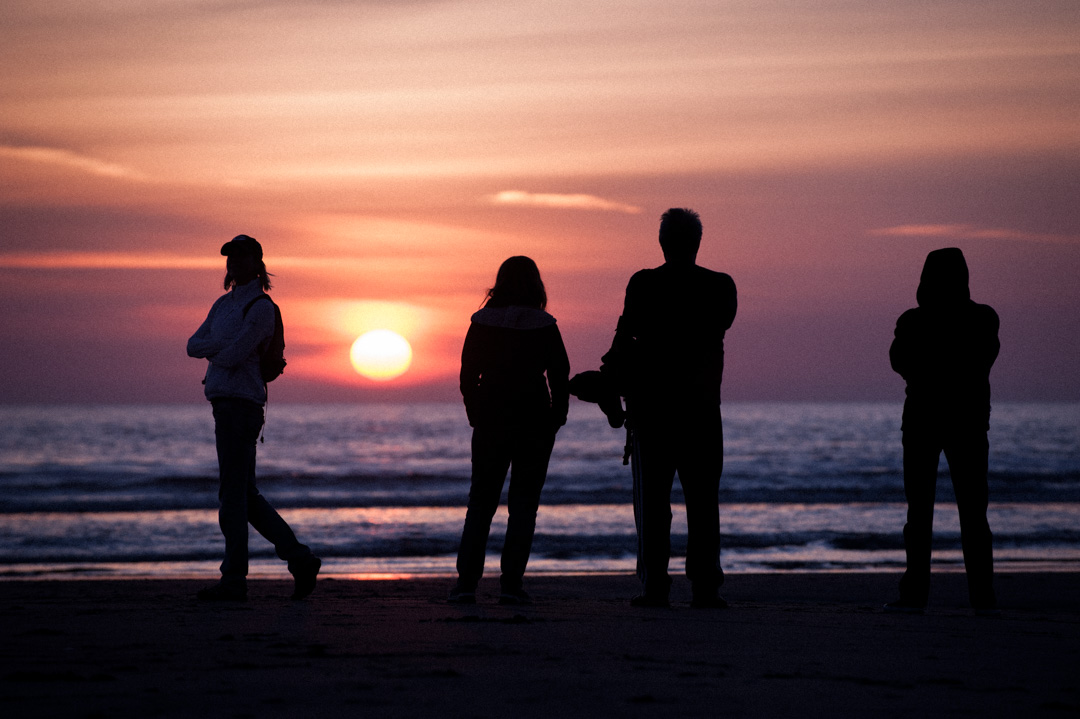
xmin=484 ymin=256 xmax=547 ymax=310
xmin=916 ymin=247 xmax=970 ymax=307
xmin=221 ymin=234 xmax=272 ymax=291
xmin=659 ymin=208 xmax=703 ymax=264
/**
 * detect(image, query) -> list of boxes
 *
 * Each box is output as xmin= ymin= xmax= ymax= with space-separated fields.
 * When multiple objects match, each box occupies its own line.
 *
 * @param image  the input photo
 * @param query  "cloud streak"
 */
xmin=0 ymin=146 xmax=149 ymax=181
xmin=490 ymin=190 xmax=642 ymax=214
xmin=871 ymin=224 xmax=1078 ymax=245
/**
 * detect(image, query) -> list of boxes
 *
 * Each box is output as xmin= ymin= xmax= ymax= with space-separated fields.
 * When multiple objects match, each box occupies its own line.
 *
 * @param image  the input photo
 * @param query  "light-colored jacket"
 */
xmin=187 ymin=280 xmax=274 ymax=404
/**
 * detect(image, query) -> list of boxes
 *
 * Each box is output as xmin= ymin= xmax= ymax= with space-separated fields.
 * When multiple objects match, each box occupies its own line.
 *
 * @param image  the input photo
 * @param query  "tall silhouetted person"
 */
xmin=886 ymin=247 xmax=1000 ymax=615
xmin=187 ymin=235 xmax=321 ymax=601
xmin=609 ymin=208 xmax=737 ymax=608
xmin=449 ymin=256 xmax=570 ymax=605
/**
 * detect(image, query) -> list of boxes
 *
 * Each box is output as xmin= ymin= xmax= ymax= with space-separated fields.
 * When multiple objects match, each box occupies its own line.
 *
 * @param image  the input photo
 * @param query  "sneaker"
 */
xmin=630 ymin=593 xmax=670 ymax=608
xmin=883 ymin=599 xmax=925 ymax=615
xmin=196 ymin=583 xmax=247 ymax=602
xmin=691 ymin=594 xmax=729 ymax=609
xmin=290 ymin=556 xmax=321 ymax=600
xmin=498 ymin=588 xmax=532 ymax=606
xmin=447 ymin=585 xmax=476 ymax=604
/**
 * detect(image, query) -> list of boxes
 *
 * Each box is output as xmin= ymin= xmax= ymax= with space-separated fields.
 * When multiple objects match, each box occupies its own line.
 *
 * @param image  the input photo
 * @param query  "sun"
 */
xmin=350 ymin=330 xmax=413 ymax=381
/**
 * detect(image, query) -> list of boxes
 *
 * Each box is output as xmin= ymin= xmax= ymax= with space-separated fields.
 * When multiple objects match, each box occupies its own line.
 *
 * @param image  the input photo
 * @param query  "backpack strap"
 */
xmin=242 ymin=293 xmax=272 ymax=317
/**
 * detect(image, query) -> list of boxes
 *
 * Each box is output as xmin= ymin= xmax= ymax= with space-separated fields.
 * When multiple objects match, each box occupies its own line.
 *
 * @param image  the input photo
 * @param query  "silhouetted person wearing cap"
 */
xmin=609 ymin=208 xmax=737 ymax=608
xmin=187 ymin=235 xmax=320 ymax=601
xmin=886 ymin=247 xmax=1000 ymax=615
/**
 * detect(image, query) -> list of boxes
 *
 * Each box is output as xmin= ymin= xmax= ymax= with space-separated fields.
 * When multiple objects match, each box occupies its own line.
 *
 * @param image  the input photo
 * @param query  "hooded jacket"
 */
xmin=459 ymin=305 xmax=570 ymax=429
xmin=890 ymin=248 xmax=999 ymax=431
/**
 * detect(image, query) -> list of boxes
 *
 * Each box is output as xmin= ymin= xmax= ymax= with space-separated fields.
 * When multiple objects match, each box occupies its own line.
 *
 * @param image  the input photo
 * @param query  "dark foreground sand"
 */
xmin=1 ymin=572 xmax=1078 ymax=718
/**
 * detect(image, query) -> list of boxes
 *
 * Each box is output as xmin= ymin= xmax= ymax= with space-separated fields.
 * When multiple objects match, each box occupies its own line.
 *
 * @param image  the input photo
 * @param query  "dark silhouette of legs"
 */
xmin=213 ymin=399 xmax=312 ymax=591
xmin=678 ymin=417 xmax=725 ymax=599
xmin=456 ymin=424 xmax=554 ymax=594
xmin=501 ymin=432 xmax=554 ymax=591
xmin=899 ymin=428 xmax=995 ymax=609
xmin=632 ymin=415 xmax=725 ymax=603
xmin=945 ymin=432 xmax=996 ymax=608
xmin=632 ymin=426 xmax=677 ymax=600
xmin=899 ymin=433 xmax=939 ymax=606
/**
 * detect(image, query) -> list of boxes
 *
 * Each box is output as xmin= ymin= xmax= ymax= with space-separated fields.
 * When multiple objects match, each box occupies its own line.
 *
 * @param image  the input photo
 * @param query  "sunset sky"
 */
xmin=1 ymin=0 xmax=1078 ymax=404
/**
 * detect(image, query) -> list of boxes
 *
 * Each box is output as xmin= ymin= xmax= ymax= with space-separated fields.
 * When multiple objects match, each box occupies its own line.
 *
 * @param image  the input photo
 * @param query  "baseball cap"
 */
xmin=220 ymin=234 xmax=263 ymax=259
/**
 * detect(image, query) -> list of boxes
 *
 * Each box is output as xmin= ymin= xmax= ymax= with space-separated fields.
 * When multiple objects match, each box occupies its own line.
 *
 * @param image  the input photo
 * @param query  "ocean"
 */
xmin=1 ymin=402 xmax=1077 ymax=580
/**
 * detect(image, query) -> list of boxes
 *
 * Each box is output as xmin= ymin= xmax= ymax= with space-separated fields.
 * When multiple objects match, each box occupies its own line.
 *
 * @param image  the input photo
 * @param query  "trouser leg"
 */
xmin=678 ymin=417 xmax=725 ymax=594
xmin=900 ymin=433 xmax=940 ymax=605
xmin=500 ymin=430 xmax=555 ymax=590
xmin=247 ymin=487 xmax=312 ymax=568
xmin=945 ymin=432 xmax=995 ymax=607
xmin=456 ymin=427 xmax=511 ymax=589
xmin=632 ymin=427 xmax=676 ymax=597
xmin=213 ymin=399 xmax=264 ymax=587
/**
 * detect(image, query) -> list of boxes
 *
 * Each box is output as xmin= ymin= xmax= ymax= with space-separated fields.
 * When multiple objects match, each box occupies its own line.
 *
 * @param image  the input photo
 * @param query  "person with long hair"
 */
xmin=449 ymin=256 xmax=571 ymax=605
xmin=187 ymin=235 xmax=321 ymax=601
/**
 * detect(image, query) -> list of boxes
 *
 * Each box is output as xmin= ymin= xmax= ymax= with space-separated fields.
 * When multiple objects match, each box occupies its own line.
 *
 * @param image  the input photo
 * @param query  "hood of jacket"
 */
xmin=470 ymin=305 xmax=556 ymax=330
xmin=916 ymin=247 xmax=971 ymax=307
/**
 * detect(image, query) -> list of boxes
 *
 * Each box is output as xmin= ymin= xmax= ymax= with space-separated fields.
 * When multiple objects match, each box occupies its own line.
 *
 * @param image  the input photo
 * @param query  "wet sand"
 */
xmin=2 ymin=572 xmax=1078 ymax=718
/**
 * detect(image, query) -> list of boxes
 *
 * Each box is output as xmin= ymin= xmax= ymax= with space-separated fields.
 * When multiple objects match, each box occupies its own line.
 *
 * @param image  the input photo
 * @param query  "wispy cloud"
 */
xmin=0 ymin=146 xmax=148 ymax=181
xmin=490 ymin=190 xmax=642 ymax=214
xmin=870 ymin=224 xmax=1078 ymax=244
xmin=0 ymin=253 xmax=219 ymax=270
xmin=0 ymin=252 xmax=383 ymax=271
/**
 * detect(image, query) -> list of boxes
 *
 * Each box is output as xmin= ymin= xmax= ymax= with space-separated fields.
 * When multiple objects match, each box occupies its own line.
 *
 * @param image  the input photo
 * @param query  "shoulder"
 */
xmin=894 ymin=307 xmax=921 ymax=328
xmin=470 ymin=306 xmax=556 ymax=330
xmin=243 ymin=294 xmax=277 ymax=323
xmin=696 ymin=266 xmax=735 ymax=293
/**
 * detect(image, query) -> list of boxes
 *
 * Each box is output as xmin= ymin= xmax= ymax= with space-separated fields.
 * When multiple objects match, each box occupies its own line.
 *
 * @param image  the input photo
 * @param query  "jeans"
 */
xmin=899 ymin=427 xmax=995 ymax=607
xmin=631 ymin=414 xmax=725 ymax=598
xmin=455 ymin=423 xmax=556 ymax=591
xmin=212 ymin=398 xmax=311 ymax=587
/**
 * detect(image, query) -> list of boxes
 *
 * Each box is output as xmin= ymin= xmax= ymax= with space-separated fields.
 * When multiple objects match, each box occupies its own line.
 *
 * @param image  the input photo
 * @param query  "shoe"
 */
xmin=290 ymin=556 xmax=321 ymax=600
xmin=196 ymin=583 xmax=247 ymax=601
xmin=883 ymin=599 xmax=925 ymax=615
xmin=630 ymin=594 xmax=670 ymax=608
xmin=972 ymin=602 xmax=1001 ymax=617
xmin=447 ymin=585 xmax=476 ymax=604
xmin=498 ymin=588 xmax=532 ymax=606
xmin=691 ymin=594 xmax=729 ymax=609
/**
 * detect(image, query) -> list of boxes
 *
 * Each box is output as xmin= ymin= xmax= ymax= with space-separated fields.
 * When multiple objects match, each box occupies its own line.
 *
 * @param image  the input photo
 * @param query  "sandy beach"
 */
xmin=2 ymin=572 xmax=1078 ymax=718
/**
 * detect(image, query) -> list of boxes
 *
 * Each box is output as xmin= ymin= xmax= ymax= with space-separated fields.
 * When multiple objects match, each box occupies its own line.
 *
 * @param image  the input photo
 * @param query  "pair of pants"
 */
xmin=455 ymin=423 xmax=556 ymax=590
xmin=631 ymin=415 xmax=724 ymax=598
xmin=212 ymin=398 xmax=311 ymax=586
xmin=899 ymin=427 xmax=995 ymax=607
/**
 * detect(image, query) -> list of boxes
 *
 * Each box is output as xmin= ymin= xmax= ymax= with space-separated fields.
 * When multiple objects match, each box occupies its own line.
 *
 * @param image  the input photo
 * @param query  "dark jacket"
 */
xmin=890 ymin=248 xmax=999 ymax=432
xmin=460 ymin=305 xmax=570 ymax=429
xmin=610 ymin=262 xmax=737 ymax=422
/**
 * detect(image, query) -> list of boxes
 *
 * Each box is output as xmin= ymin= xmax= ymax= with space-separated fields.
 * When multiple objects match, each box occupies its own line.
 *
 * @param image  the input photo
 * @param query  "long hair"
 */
xmin=224 ymin=261 xmax=273 ymax=291
xmin=483 ymin=256 xmax=547 ymax=310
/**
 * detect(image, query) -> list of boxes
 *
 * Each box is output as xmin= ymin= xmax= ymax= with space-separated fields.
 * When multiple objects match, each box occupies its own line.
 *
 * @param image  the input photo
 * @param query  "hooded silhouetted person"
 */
xmin=886 ymin=247 xmax=1000 ymax=615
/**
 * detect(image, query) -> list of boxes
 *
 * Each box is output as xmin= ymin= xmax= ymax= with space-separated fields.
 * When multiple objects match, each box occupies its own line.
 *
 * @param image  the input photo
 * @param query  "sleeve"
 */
xmin=980 ymin=305 xmax=1001 ymax=373
xmin=719 ymin=274 xmax=737 ymax=332
xmin=546 ymin=324 xmax=571 ymax=428
xmin=889 ymin=310 xmax=917 ymax=380
xmin=186 ymin=301 xmax=224 ymax=359
xmin=459 ymin=323 xmax=483 ymax=427
xmin=207 ymin=297 xmax=274 ymax=369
